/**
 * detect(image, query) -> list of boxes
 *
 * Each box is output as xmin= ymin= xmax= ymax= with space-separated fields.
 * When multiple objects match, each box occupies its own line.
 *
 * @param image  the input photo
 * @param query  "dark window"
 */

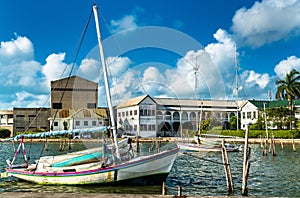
xmin=87 ymin=103 xmax=96 ymax=109
xmin=52 ymin=103 xmax=62 ymax=109
xmin=16 ymin=115 xmax=25 ymax=118
xmin=54 ymin=122 xmax=58 ymax=126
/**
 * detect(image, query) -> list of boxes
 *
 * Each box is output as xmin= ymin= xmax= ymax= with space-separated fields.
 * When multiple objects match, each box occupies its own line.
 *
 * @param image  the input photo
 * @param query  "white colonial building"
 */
xmin=116 ymin=95 xmax=244 ymax=137
xmin=49 ymin=108 xmax=108 ymax=131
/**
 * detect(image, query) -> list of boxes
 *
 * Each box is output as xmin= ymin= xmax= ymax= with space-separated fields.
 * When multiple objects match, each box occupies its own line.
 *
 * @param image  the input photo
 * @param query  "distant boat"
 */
xmin=177 ymin=142 xmax=240 ymax=152
xmin=177 ymin=134 xmax=241 ymax=152
xmin=1 ymin=4 xmax=179 ymax=185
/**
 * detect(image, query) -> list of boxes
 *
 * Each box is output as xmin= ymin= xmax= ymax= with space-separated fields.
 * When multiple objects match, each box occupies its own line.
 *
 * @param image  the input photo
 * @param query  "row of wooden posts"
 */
xmin=161 ymin=127 xmax=252 ymax=197
xmin=261 ymin=135 xmax=297 ymax=156
xmin=165 ymin=127 xmax=298 ymax=197
xmin=221 ymin=126 xmax=250 ymax=196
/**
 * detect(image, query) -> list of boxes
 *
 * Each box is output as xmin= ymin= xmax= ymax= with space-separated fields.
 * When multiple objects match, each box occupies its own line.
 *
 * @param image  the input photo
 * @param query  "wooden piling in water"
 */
xmin=162 ymin=182 xmax=166 ymax=195
xmin=280 ymin=138 xmax=284 ymax=150
xmin=242 ymin=125 xmax=251 ymax=196
xmin=271 ymin=133 xmax=276 ymax=156
xmin=68 ymin=138 xmax=72 ymax=150
xmin=156 ymin=140 xmax=161 ymax=153
xmin=136 ymin=136 xmax=140 ymax=153
xmin=221 ymin=139 xmax=234 ymax=193
xmin=262 ymin=139 xmax=267 ymax=156
xmin=44 ymin=138 xmax=48 ymax=152
xmin=177 ymin=185 xmax=182 ymax=197
xmin=292 ymin=136 xmax=296 ymax=152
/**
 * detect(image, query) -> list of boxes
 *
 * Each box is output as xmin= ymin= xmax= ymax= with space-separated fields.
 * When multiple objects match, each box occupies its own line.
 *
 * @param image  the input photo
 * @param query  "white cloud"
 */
xmin=231 ymin=0 xmax=300 ymax=47
xmin=245 ymin=70 xmax=270 ymax=89
xmin=107 ymin=56 xmax=131 ymax=77
xmin=111 ymin=15 xmax=138 ymax=33
xmin=42 ymin=53 xmax=71 ymax=83
xmin=77 ymin=58 xmax=100 ymax=82
xmin=0 ymin=34 xmax=34 ymax=64
xmin=274 ymin=55 xmax=300 ymax=78
xmin=205 ymin=29 xmax=236 ymax=72
xmin=0 ymin=35 xmax=43 ymax=93
xmin=5 ymin=60 xmax=41 ymax=88
xmin=0 ymin=91 xmax=49 ymax=110
xmin=0 ymin=35 xmax=75 ymax=109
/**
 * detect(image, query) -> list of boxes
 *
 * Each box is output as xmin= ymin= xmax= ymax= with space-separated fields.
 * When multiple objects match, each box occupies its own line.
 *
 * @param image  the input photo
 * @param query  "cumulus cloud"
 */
xmin=77 ymin=58 xmax=100 ymax=82
xmin=0 ymin=35 xmax=75 ymax=109
xmin=231 ymin=0 xmax=300 ymax=47
xmin=245 ymin=70 xmax=270 ymax=89
xmin=42 ymin=53 xmax=70 ymax=82
xmin=107 ymin=56 xmax=131 ymax=77
xmin=205 ymin=29 xmax=236 ymax=73
xmin=0 ymin=91 xmax=49 ymax=110
xmin=111 ymin=15 xmax=138 ymax=33
xmin=274 ymin=55 xmax=300 ymax=78
xmin=0 ymin=34 xmax=34 ymax=64
xmin=0 ymin=35 xmax=42 ymax=93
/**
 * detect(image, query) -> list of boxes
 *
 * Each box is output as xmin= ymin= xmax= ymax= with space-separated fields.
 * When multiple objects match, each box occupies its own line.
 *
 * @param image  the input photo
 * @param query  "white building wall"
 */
xmin=240 ymin=102 xmax=259 ymax=130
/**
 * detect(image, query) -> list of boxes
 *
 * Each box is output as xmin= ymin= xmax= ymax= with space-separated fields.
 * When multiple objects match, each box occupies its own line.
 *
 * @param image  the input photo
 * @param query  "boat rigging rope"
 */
xmin=50 ymin=9 xmax=93 ymax=130
xmin=32 ymin=9 xmax=94 ymax=163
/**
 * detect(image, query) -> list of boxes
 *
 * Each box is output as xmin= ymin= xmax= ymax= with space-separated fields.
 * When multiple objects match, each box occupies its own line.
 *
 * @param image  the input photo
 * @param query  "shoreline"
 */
xmin=1 ymin=137 xmax=299 ymax=144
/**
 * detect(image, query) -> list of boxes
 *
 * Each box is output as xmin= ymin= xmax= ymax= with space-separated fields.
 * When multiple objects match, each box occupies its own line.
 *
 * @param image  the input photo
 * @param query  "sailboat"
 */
xmin=1 ymin=4 xmax=179 ymax=185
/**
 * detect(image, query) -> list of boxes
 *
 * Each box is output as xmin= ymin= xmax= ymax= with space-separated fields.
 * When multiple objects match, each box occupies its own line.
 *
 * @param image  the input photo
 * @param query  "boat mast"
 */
xmin=93 ymin=4 xmax=120 ymax=160
xmin=235 ymin=46 xmax=239 ymax=130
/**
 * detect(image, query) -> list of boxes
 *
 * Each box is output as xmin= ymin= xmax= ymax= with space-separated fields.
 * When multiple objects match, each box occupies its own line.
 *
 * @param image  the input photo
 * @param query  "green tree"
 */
xmin=249 ymin=116 xmax=264 ymax=130
xmin=229 ymin=116 xmax=240 ymax=130
xmin=266 ymin=107 xmax=290 ymax=129
xmin=276 ymin=69 xmax=300 ymax=129
xmin=276 ymin=69 xmax=300 ymax=109
xmin=198 ymin=118 xmax=211 ymax=134
xmin=0 ymin=128 xmax=11 ymax=138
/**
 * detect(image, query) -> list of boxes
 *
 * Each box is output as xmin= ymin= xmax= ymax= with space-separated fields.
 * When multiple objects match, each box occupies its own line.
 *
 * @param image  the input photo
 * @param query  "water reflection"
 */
xmin=0 ymin=141 xmax=299 ymax=196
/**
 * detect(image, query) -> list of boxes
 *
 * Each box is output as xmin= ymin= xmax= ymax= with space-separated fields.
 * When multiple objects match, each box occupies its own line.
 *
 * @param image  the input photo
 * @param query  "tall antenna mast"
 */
xmin=235 ymin=46 xmax=239 ymax=130
xmin=194 ymin=56 xmax=199 ymax=98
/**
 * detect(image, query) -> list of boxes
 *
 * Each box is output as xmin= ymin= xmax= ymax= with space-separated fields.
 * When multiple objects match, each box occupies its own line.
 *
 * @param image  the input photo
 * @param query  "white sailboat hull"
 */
xmin=5 ymin=148 xmax=179 ymax=185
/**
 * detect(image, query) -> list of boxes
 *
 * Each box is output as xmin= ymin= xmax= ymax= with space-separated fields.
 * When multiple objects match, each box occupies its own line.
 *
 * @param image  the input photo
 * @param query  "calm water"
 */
xmin=0 ymin=141 xmax=299 ymax=197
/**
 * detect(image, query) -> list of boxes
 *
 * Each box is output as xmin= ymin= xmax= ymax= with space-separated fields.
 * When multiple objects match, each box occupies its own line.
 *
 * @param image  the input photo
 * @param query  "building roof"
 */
xmin=154 ymin=97 xmax=244 ymax=108
xmin=247 ymin=99 xmax=300 ymax=109
xmin=116 ymin=95 xmax=152 ymax=109
xmin=116 ymin=95 xmax=248 ymax=109
xmin=50 ymin=75 xmax=97 ymax=84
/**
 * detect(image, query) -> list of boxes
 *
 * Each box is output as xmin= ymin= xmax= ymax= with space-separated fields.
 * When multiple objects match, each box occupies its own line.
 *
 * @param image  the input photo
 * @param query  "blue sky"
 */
xmin=1 ymin=0 xmax=300 ymax=109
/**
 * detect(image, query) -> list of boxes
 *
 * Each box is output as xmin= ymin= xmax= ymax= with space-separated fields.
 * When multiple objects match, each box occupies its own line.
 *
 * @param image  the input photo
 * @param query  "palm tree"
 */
xmin=276 ymin=69 xmax=300 ymax=129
